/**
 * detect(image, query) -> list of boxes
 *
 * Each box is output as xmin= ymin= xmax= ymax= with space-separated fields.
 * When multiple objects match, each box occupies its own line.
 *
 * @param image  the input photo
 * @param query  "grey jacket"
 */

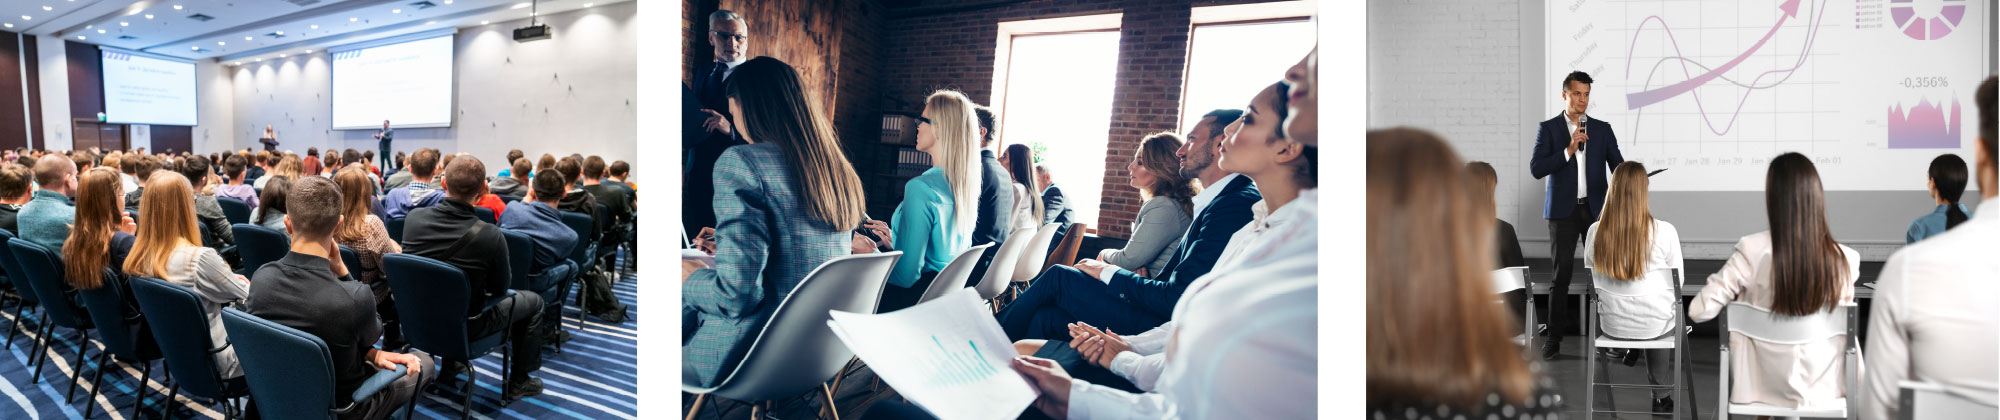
xmin=1100 ymin=196 xmax=1191 ymax=276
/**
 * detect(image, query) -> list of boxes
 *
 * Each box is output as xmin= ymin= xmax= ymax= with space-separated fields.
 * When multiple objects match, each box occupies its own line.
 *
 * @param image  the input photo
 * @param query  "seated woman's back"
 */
xmin=127 ymin=170 xmax=249 ymax=378
xmin=1582 ymin=163 xmax=1683 ymax=340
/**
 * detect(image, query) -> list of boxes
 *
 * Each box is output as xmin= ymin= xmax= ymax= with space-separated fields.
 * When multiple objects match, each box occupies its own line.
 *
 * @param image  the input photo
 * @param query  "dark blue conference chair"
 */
xmin=11 ymin=238 xmax=99 ymax=401
xmin=338 ymin=245 xmax=364 ymax=277
xmin=560 ymin=211 xmax=595 ymax=330
xmin=221 ymin=308 xmax=414 ymax=420
xmin=502 ymin=228 xmax=570 ymax=353
xmin=382 ymin=253 xmax=511 ymax=420
xmin=0 ymin=229 xmax=39 ymax=351
xmin=129 ymin=275 xmax=252 ymax=420
xmin=233 ymin=224 xmax=289 ymax=276
xmin=384 ymin=217 xmax=407 ymax=244
xmin=75 ymin=268 xmax=163 ymax=420
xmin=474 ymin=206 xmax=498 ymax=225
xmin=216 ymin=197 xmax=253 ymax=226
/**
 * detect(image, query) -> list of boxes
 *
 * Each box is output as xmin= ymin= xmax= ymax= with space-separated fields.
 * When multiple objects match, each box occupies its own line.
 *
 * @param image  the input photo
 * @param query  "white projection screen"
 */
xmin=331 ymin=32 xmax=455 ymax=129
xmin=1548 ymin=0 xmax=1992 ymax=191
xmin=101 ymin=49 xmax=198 ymax=126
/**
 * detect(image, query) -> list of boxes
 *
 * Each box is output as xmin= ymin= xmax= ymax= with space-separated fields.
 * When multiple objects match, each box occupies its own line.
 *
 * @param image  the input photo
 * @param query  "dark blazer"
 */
xmin=1495 ymin=219 xmax=1526 ymax=269
xmin=685 ymin=61 xmax=748 ymax=238
xmin=402 ymin=199 xmax=512 ymax=319
xmin=1105 ymin=175 xmax=1259 ymax=319
xmin=973 ymin=150 xmax=1015 ymax=247
xmin=1042 ymin=185 xmax=1075 ymax=225
xmin=1530 ymin=112 xmax=1624 ymax=220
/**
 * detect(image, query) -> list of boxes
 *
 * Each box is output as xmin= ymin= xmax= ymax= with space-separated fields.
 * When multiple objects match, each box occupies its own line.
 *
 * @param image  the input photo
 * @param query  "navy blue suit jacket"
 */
xmin=1530 ymin=112 xmax=1624 ymax=220
xmin=1106 ymin=175 xmax=1260 ymax=319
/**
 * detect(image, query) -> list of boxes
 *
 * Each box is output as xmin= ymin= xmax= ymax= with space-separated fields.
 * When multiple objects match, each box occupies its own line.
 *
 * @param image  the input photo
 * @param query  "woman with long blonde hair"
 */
xmin=125 ymin=170 xmax=249 ymax=379
xmin=1097 ymin=133 xmax=1198 ymax=276
xmin=1582 ymin=161 xmax=1686 ymax=409
xmin=876 ymin=90 xmax=981 ymax=312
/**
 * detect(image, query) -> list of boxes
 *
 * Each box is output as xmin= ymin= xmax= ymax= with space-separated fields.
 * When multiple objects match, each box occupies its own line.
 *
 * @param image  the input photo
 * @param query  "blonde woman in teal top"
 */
xmin=877 ymin=90 xmax=981 ymax=312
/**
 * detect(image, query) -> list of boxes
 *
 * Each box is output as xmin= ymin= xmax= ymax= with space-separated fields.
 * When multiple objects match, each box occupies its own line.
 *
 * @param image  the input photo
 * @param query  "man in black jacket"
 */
xmin=685 ymin=9 xmax=753 ymax=240
xmin=402 ymin=155 xmax=547 ymax=401
xmin=967 ymin=105 xmax=1016 ymax=286
xmin=557 ymin=157 xmax=629 ymax=324
xmin=1037 ymin=164 xmax=1074 ymax=225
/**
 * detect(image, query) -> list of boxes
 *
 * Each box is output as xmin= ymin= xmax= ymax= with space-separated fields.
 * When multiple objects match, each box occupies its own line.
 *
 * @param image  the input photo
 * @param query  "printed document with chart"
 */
xmin=827 ymin=289 xmax=1036 ymax=420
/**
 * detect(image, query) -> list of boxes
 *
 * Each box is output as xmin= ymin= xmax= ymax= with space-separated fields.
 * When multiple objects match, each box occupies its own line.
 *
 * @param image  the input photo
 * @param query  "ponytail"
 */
xmin=1928 ymin=154 xmax=1970 ymax=230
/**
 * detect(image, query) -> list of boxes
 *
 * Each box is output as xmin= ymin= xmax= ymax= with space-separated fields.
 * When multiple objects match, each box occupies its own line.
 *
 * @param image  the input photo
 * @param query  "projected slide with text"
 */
xmin=332 ymin=34 xmax=454 ymax=129
xmin=102 ymin=51 xmax=198 ymax=126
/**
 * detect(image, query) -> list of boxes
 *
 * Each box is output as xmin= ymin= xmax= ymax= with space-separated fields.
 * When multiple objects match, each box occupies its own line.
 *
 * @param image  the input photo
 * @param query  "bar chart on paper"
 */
xmin=828 ymin=289 xmax=1036 ymax=420
xmin=1548 ymin=0 xmax=1991 ymax=191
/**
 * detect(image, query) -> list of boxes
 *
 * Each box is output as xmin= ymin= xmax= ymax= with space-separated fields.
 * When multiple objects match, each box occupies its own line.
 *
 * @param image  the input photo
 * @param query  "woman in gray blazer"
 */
xmin=680 ymin=57 xmax=871 ymax=387
xmin=1099 ymin=133 xmax=1198 ymax=276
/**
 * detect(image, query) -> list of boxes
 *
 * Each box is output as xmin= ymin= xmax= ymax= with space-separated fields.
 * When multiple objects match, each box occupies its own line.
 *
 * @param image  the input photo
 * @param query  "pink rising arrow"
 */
xmin=1625 ymin=0 xmax=1800 ymax=110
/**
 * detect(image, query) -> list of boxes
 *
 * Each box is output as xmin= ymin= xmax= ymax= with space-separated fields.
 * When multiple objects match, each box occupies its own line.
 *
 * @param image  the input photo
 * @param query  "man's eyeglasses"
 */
xmin=914 ymin=116 xmax=932 ymax=126
xmin=710 ymin=30 xmax=747 ymax=43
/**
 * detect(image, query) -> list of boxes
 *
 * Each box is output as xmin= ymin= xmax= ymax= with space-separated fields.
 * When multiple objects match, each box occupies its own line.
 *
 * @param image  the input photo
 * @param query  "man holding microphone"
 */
xmin=1529 ymin=70 xmax=1624 ymax=360
xmin=374 ymin=120 xmax=394 ymax=171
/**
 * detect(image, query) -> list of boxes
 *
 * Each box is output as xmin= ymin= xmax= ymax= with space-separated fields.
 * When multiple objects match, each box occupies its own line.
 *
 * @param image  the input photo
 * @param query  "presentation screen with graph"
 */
xmin=1549 ymin=0 xmax=1991 ymax=191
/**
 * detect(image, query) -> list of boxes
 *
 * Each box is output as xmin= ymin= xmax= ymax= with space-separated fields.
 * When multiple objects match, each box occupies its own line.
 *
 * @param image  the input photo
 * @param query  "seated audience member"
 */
xmin=384 ymin=156 xmax=414 ymax=190
xmin=580 ymin=156 xmax=633 ymax=261
xmin=1906 ymin=154 xmax=1972 ymax=244
xmin=995 ymin=104 xmax=1258 ymax=341
xmin=1582 ymin=161 xmax=1686 ymax=411
xmin=303 ymin=148 xmax=322 ymax=179
xmin=967 ymin=105 xmax=1016 ymax=285
xmin=1466 ymin=162 xmax=1526 ymax=268
xmin=252 ymin=177 xmax=292 ymax=231
xmin=553 ymin=157 xmax=625 ymax=322
xmin=496 ymin=150 xmax=526 ymax=178
xmin=1859 ymin=75 xmax=2000 ymax=419
xmin=178 ymin=156 xmax=236 ymax=247
xmin=501 ymin=170 xmax=579 ymax=343
xmin=1037 ymin=164 xmax=1074 ymax=225
xmin=1097 ymin=133 xmax=1197 ymax=276
xmin=246 ymin=152 xmax=267 ymax=183
xmin=247 ymin=175 xmax=436 ymax=420
xmin=363 ymin=150 xmax=380 ymax=176
xmin=63 ymin=166 xmax=148 ymax=354
xmin=402 ymin=155 xmax=546 ymax=400
xmin=999 ymin=144 xmax=1044 ymax=233
xmin=255 ymin=155 xmax=296 ymax=190
xmin=0 ymin=163 xmax=31 ymax=235
xmin=119 ymin=155 xmax=141 ymax=194
xmin=100 ymin=154 xmax=124 ymax=194
xmin=320 ymin=152 xmax=344 ymax=178
xmin=383 ymin=148 xmax=444 ymax=219
xmin=536 ymin=154 xmax=557 ymax=179
xmin=1689 ymin=152 xmax=1859 ymax=411
xmin=1363 ymin=127 xmax=1558 ymax=418
xmin=20 ymin=156 xmax=81 ymax=251
xmin=607 ymin=160 xmax=636 ymax=193
xmin=682 ymin=57 xmax=869 ymax=387
xmin=126 ymin=171 xmax=250 ymax=379
xmin=333 ymin=167 xmax=406 ymax=346
xmin=490 ymin=158 xmax=533 ymax=197
xmin=215 ymin=155 xmax=260 ymax=209
xmin=872 ymin=90 xmax=981 ymax=313
xmin=124 ymin=156 xmax=163 ymax=214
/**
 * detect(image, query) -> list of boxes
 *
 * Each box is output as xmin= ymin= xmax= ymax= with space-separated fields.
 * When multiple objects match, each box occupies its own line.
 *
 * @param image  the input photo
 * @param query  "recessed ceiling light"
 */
xmin=191 ymin=46 xmax=198 ymax=50
xmin=349 ymin=17 xmax=358 ymax=22
xmin=2 ymin=24 xmax=11 ymax=28
xmin=42 ymin=6 xmax=53 ymax=11
xmin=275 ymin=31 xmax=283 ymax=35
xmin=480 ymin=20 xmax=489 ymax=25
xmin=76 ymin=36 xmax=85 ymax=40
xmin=443 ymin=0 xmax=452 ymax=4
xmin=97 ymin=29 xmax=105 ymax=34
xmin=256 ymin=58 xmax=262 ymax=62
xmin=310 ymin=24 xmax=318 ymax=29
xmin=244 ymin=36 xmax=252 ymax=41
xmin=21 ymin=15 xmax=32 ymax=21
xmin=120 ymin=21 xmax=129 ymax=26
xmin=511 ymin=3 xmax=530 ymax=9
xmin=584 ymin=2 xmax=593 ymax=7
xmin=425 ymin=20 xmax=435 ymax=25
xmin=279 ymin=54 xmax=287 ymax=58
xmin=392 ymin=9 xmax=401 ymax=14
xmin=304 ymin=49 xmax=312 ymax=53
xmin=86 ymin=25 xmax=92 ymax=29
xmin=145 ymin=14 xmax=153 ymax=19
xmin=173 ymin=5 xmax=183 ymax=10
xmin=217 ymin=41 xmax=225 ymax=45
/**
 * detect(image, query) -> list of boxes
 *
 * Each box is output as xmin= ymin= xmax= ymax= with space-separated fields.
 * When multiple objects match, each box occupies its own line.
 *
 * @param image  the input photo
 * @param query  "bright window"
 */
xmin=1180 ymin=19 xmax=1315 ymax=134
xmin=995 ymin=30 xmax=1121 ymax=227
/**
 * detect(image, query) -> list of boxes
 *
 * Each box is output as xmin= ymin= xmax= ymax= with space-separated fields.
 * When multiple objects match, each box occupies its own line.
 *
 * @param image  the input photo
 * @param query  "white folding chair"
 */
xmin=1899 ymin=381 xmax=2000 ymax=420
xmin=1006 ymin=223 xmax=1061 ymax=300
xmin=916 ymin=244 xmax=995 ymax=306
xmin=974 ymin=227 xmax=1039 ymax=311
xmin=1585 ymin=268 xmax=1693 ymax=419
xmin=1716 ymin=302 xmax=1860 ymax=419
xmin=1491 ymin=266 xmax=1535 ymax=349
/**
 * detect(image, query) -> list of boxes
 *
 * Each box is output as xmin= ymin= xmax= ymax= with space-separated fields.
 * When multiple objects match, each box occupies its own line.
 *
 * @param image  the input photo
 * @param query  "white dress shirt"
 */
xmin=1068 ymin=189 xmax=1317 ymax=419
xmin=1008 ymin=182 xmax=1039 ymax=233
xmin=719 ymin=58 xmax=747 ymax=80
xmin=1582 ymin=219 xmax=1687 ymax=339
xmin=1857 ymin=199 xmax=2000 ymax=420
xmin=1565 ymin=112 xmax=1587 ymax=198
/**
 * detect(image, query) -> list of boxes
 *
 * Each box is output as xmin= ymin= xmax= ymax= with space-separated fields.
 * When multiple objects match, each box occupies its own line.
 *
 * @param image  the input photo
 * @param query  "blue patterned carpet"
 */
xmin=0 ymin=253 xmax=639 ymax=420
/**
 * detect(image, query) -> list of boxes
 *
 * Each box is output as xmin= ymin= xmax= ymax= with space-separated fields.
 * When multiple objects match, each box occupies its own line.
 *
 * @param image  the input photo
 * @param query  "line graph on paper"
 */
xmin=1548 ymin=0 xmax=1990 ymax=191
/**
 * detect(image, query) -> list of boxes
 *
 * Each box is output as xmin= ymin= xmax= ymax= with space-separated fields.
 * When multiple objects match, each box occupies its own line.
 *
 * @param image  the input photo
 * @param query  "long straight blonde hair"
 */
xmin=925 ymin=90 xmax=982 ymax=235
xmin=1591 ymin=162 xmax=1654 ymax=281
xmin=125 ymin=171 xmax=203 ymax=281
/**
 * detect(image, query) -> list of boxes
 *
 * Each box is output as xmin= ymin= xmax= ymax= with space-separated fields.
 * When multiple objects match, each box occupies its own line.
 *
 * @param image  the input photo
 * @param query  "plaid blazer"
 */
xmin=682 ymin=143 xmax=853 ymax=387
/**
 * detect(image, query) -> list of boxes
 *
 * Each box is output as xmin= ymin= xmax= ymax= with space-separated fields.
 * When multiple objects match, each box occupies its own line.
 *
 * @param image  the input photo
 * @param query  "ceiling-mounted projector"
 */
xmin=513 ymin=24 xmax=551 ymax=42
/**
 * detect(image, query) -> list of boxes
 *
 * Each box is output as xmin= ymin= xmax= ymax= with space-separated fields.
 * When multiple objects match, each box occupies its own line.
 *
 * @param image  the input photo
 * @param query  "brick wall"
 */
xmin=877 ymin=0 xmax=1284 ymax=240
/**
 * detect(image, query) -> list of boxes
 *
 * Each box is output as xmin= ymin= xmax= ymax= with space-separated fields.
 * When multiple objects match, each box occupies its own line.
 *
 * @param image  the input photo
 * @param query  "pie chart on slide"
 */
xmin=1889 ymin=0 xmax=1967 ymax=40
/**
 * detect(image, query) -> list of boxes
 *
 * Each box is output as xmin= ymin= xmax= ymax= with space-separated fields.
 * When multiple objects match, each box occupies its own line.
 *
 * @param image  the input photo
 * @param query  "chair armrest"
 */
xmin=351 ymin=363 xmax=409 ymax=402
xmin=480 ymin=290 xmax=519 ymax=313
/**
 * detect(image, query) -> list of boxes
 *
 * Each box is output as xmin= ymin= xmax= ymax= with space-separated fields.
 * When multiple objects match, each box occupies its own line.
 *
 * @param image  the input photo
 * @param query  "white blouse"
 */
xmin=163 ymin=245 xmax=249 ymax=379
xmin=1007 ymin=182 xmax=1039 ymax=234
xmin=1581 ymin=219 xmax=1686 ymax=339
xmin=1688 ymin=231 xmax=1859 ymax=410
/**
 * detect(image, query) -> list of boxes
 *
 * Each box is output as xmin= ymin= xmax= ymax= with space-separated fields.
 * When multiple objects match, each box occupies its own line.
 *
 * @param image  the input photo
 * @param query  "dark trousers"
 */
xmin=466 ymin=291 xmax=544 ymax=384
xmin=379 ymin=142 xmax=393 ymax=171
xmin=996 ymin=266 xmax=1167 ymax=341
xmin=1545 ymin=203 xmax=1593 ymax=341
xmin=877 ymin=271 xmax=937 ymax=314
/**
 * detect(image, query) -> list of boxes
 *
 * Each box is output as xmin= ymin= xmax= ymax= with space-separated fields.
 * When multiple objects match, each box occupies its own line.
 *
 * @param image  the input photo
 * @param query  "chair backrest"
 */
xmin=336 ymin=245 xmax=363 ymax=277
xmin=380 ymin=253 xmax=477 ymax=360
xmin=1900 ymin=381 xmax=2000 ymax=420
xmin=10 ymin=238 xmax=91 ymax=330
xmin=129 ymin=275 xmax=233 ymax=399
xmin=501 ymin=228 xmax=535 ymax=291
xmin=233 ymin=224 xmax=290 ymax=274
xmin=217 ymin=197 xmax=253 ymax=225
xmin=220 ymin=308 xmax=338 ymax=420
xmin=560 ymin=211 xmax=594 ymax=266
xmin=1491 ymin=266 xmax=1529 ymax=294
xmin=1010 ymin=223 xmax=1062 ymax=285
xmin=1592 ymin=268 xmax=1678 ymax=298
xmin=916 ymin=244 xmax=994 ymax=306
xmin=499 ymin=195 xmax=521 ymax=204
xmin=1722 ymin=302 xmax=1850 ymax=345
xmin=1045 ymin=223 xmax=1088 ymax=270
xmin=77 ymin=267 xmax=155 ymax=360
xmin=0 ymin=230 xmax=36 ymax=307
xmin=383 ymin=218 xmax=406 ymax=244
xmin=474 ymin=206 xmax=497 ymax=224
xmin=698 ymin=252 xmax=902 ymax=401
xmin=974 ymin=227 xmax=1038 ymax=301
xmin=198 ymin=222 xmax=222 ymax=249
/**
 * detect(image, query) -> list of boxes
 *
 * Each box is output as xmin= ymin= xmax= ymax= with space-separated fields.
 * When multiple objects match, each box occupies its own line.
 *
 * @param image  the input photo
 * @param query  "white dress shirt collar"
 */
xmin=1191 ymin=173 xmax=1242 ymax=217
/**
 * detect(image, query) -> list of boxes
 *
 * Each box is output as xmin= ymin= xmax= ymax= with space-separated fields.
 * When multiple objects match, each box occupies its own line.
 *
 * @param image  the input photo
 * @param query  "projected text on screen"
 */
xmin=332 ymin=34 xmax=455 ymax=129
xmin=102 ymin=50 xmax=198 ymax=126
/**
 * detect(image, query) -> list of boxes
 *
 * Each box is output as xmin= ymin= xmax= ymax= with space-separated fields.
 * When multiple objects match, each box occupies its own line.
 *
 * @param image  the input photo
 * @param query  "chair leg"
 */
xmin=461 ymin=368 xmax=476 ymax=420
xmin=4 ymin=301 xmax=20 ymax=349
xmin=84 ymin=353 xmax=111 ymax=419
xmin=821 ymin=383 xmax=842 ymax=420
xmin=165 ymin=383 xmax=180 ymax=420
xmin=31 ymin=321 xmax=52 ymax=383
xmin=133 ymin=361 xmax=152 ymax=420
xmin=684 ymin=394 xmax=706 ymax=420
xmin=68 ymin=332 xmax=91 ymax=402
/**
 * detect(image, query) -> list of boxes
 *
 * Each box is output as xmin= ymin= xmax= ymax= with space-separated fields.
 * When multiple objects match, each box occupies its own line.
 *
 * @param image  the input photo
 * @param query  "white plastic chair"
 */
xmin=1585 ymin=268 xmax=1693 ymax=419
xmin=1899 ymin=381 xmax=2000 ymax=420
xmin=682 ymin=252 xmax=903 ymax=420
xmin=916 ymin=244 xmax=995 ymax=306
xmin=1008 ymin=223 xmax=1062 ymax=294
xmin=974 ymin=227 xmax=1039 ymax=311
xmin=1716 ymin=302 xmax=1860 ymax=419
xmin=1491 ymin=266 xmax=1534 ymax=349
